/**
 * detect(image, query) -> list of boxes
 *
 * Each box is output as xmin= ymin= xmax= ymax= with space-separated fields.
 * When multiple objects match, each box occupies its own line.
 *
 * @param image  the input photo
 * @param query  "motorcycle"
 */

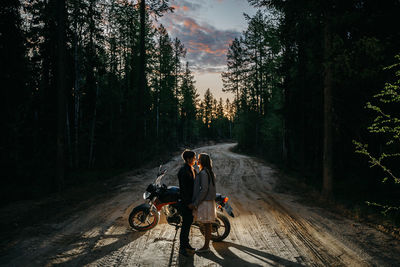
xmin=128 ymin=165 xmax=235 ymax=242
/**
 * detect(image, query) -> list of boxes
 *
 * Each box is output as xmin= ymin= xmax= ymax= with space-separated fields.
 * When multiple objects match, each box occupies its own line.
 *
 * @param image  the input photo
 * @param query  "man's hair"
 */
xmin=181 ymin=149 xmax=195 ymax=162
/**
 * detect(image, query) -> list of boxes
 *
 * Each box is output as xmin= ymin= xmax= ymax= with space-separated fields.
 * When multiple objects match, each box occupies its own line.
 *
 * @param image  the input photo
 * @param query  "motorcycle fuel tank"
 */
xmin=158 ymin=186 xmax=180 ymax=203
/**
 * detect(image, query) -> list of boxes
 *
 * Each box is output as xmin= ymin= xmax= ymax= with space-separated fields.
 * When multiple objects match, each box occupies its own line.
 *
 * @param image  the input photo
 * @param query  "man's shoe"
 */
xmin=186 ymin=244 xmax=195 ymax=252
xmin=179 ymin=248 xmax=189 ymax=257
xmin=195 ymin=247 xmax=210 ymax=253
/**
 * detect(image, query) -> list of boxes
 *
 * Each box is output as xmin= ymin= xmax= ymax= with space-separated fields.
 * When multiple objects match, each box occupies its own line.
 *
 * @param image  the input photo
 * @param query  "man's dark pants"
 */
xmin=180 ymin=205 xmax=193 ymax=248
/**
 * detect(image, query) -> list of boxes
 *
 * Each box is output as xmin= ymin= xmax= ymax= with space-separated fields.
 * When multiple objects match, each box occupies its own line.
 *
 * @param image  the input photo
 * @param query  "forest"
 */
xmin=1 ymin=0 xmax=233 ymax=203
xmin=1 ymin=0 xmax=399 ymax=223
xmin=224 ymin=0 xmax=400 ymax=220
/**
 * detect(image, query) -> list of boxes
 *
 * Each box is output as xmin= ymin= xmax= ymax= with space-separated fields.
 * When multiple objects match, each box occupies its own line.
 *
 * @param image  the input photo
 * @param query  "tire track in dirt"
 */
xmin=241 ymin=159 xmax=341 ymax=265
xmin=262 ymin=196 xmax=345 ymax=266
xmin=236 ymin=155 xmax=369 ymax=266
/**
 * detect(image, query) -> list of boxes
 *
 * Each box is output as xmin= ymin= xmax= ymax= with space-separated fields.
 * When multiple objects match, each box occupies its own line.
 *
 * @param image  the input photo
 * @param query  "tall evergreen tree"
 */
xmin=246 ymin=0 xmax=400 ymax=202
xmin=180 ymin=62 xmax=198 ymax=144
xmin=222 ymin=37 xmax=245 ymax=110
xmin=202 ymin=88 xmax=214 ymax=136
xmin=1 ymin=0 xmax=29 ymax=193
xmin=55 ymin=0 xmax=67 ymax=189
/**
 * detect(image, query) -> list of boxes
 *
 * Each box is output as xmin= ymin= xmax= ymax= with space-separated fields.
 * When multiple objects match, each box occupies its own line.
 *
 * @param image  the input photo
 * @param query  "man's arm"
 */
xmin=178 ymin=169 xmax=192 ymax=205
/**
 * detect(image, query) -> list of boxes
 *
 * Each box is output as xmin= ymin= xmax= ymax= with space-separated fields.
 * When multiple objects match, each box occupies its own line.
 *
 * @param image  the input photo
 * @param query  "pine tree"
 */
xmin=55 ymin=0 xmax=67 ymax=189
xmin=154 ymin=25 xmax=176 ymax=147
xmin=136 ymin=0 xmax=173 ymax=148
xmin=222 ymin=37 xmax=245 ymax=110
xmin=202 ymin=89 xmax=214 ymax=137
xmin=1 ymin=0 xmax=30 ymax=190
xmin=180 ymin=62 xmax=198 ymax=144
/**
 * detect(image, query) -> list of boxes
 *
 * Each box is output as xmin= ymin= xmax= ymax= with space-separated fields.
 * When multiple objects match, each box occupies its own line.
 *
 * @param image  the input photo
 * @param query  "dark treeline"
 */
xmin=224 ymin=0 xmax=400 ymax=214
xmin=1 ymin=0 xmax=233 ymax=202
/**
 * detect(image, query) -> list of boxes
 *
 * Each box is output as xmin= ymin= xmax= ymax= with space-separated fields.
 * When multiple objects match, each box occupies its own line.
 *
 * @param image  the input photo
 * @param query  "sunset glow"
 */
xmin=160 ymin=0 xmax=257 ymax=99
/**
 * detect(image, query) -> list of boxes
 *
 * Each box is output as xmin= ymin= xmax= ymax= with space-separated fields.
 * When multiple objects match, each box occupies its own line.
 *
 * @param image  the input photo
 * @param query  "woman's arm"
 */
xmin=193 ymin=171 xmax=209 ymax=208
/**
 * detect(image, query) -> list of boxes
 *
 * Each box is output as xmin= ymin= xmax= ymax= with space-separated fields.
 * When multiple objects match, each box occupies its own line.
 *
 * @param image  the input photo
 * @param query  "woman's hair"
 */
xmin=181 ymin=149 xmax=195 ymax=162
xmin=199 ymin=153 xmax=215 ymax=185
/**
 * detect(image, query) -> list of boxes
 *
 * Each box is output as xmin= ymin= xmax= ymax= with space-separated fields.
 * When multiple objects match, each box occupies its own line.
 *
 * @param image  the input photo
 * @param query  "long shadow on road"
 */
xmin=195 ymin=241 xmax=305 ymax=267
xmin=49 ymin=230 xmax=146 ymax=266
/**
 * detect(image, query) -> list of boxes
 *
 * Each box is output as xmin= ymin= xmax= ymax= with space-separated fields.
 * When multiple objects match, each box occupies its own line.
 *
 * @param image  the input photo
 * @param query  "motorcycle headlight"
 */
xmin=143 ymin=191 xmax=151 ymax=200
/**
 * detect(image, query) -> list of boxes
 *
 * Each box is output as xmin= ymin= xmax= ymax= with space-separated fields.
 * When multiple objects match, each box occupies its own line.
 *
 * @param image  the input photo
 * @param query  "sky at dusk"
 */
xmin=159 ymin=0 xmax=257 ymax=100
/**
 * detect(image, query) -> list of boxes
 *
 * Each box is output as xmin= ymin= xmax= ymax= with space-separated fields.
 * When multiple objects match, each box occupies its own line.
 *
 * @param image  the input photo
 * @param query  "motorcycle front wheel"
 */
xmin=129 ymin=204 xmax=160 ymax=231
xmin=199 ymin=212 xmax=231 ymax=242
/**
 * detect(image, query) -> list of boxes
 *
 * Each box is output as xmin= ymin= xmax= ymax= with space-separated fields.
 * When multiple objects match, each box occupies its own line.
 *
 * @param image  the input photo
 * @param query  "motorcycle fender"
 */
xmin=135 ymin=203 xmax=158 ymax=215
xmin=224 ymin=202 xmax=235 ymax=218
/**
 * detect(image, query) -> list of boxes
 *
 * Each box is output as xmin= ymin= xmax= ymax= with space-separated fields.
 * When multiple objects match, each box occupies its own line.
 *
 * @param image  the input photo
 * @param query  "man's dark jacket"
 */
xmin=178 ymin=163 xmax=195 ymax=206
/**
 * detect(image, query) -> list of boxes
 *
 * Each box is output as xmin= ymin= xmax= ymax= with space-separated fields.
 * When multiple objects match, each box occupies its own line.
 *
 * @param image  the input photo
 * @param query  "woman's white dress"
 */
xmin=194 ymin=200 xmax=216 ymax=223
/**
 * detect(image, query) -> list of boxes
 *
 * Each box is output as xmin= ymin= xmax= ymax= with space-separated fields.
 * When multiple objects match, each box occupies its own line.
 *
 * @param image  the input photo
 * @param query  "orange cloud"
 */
xmin=183 ymin=18 xmax=212 ymax=34
xmin=171 ymin=5 xmax=190 ymax=12
xmin=158 ymin=10 xmax=240 ymax=72
xmin=188 ymin=41 xmax=226 ymax=56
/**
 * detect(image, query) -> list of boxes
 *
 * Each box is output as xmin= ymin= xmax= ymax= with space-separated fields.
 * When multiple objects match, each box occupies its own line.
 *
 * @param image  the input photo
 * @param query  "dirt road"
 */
xmin=1 ymin=143 xmax=400 ymax=266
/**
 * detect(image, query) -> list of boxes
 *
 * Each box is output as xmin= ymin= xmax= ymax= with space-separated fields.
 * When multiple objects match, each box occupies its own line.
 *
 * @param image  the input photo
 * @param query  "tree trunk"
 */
xmin=175 ymin=46 xmax=179 ymax=147
xmin=89 ymin=84 xmax=99 ymax=168
xmin=157 ymin=32 xmax=161 ymax=139
xmin=66 ymin=104 xmax=72 ymax=168
xmin=282 ymin=117 xmax=287 ymax=162
xmin=229 ymin=121 xmax=232 ymax=138
xmin=138 ymin=0 xmax=147 ymax=139
xmin=322 ymin=19 xmax=333 ymax=199
xmin=156 ymin=105 xmax=159 ymax=138
xmin=73 ymin=30 xmax=80 ymax=169
xmin=56 ymin=0 xmax=66 ymax=191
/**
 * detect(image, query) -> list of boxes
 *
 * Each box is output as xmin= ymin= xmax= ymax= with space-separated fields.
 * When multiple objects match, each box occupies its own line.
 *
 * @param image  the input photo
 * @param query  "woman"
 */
xmin=190 ymin=153 xmax=217 ymax=253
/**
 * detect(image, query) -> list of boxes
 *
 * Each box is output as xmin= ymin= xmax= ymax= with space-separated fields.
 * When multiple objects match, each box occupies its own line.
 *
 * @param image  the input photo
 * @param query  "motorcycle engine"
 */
xmin=167 ymin=214 xmax=181 ymax=225
xmin=163 ymin=205 xmax=178 ymax=217
xmin=163 ymin=206 xmax=181 ymax=225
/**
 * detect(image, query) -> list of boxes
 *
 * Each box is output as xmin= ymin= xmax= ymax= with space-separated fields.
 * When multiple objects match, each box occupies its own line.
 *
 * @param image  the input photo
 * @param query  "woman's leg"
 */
xmin=201 ymin=223 xmax=211 ymax=249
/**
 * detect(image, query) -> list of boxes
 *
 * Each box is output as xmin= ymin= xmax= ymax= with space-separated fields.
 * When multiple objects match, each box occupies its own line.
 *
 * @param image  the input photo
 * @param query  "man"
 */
xmin=177 ymin=149 xmax=196 ymax=256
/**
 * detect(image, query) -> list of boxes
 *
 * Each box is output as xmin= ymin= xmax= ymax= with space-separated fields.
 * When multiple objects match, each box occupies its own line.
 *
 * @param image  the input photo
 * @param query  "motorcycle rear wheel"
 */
xmin=199 ymin=212 xmax=231 ymax=242
xmin=129 ymin=205 xmax=159 ymax=231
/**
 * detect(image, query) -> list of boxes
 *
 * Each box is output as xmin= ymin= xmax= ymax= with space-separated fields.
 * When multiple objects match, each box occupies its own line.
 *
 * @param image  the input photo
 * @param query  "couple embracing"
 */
xmin=177 ymin=149 xmax=217 ymax=256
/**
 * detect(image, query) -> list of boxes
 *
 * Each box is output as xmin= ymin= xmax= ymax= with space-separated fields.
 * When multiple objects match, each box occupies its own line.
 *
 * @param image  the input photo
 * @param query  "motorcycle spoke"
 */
xmin=134 ymin=217 xmax=145 ymax=226
xmin=212 ymin=218 xmax=226 ymax=238
xmin=132 ymin=211 xmax=155 ymax=227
